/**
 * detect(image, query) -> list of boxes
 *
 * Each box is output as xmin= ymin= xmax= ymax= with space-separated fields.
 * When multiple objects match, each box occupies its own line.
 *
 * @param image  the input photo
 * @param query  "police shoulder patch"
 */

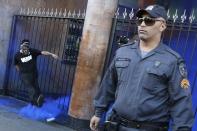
xmin=181 ymin=78 xmax=190 ymax=89
xmin=179 ymin=62 xmax=187 ymax=78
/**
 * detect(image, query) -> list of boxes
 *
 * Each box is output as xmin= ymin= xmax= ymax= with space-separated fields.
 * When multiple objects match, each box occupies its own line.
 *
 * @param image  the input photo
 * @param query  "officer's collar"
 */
xmin=130 ymin=41 xmax=139 ymax=49
xmin=152 ymin=42 xmax=166 ymax=54
xmin=131 ymin=41 xmax=165 ymax=54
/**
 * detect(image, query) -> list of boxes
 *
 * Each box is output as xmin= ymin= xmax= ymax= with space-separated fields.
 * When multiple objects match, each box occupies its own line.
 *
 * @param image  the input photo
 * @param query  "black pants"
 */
xmin=21 ymin=73 xmax=41 ymax=104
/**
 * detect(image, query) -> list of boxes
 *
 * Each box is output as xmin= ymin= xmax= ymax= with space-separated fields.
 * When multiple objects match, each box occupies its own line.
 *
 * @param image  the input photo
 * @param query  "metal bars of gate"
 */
xmin=3 ymin=15 xmax=84 ymax=112
xmin=106 ymin=7 xmax=197 ymax=127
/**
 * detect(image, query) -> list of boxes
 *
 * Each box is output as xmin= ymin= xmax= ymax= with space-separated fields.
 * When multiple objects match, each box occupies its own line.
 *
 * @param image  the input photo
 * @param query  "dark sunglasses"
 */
xmin=136 ymin=17 xmax=164 ymax=26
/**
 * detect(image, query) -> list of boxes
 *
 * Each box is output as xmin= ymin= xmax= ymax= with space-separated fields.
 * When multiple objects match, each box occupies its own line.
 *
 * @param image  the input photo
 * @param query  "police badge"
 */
xmin=179 ymin=63 xmax=190 ymax=89
xmin=181 ymin=78 xmax=190 ymax=89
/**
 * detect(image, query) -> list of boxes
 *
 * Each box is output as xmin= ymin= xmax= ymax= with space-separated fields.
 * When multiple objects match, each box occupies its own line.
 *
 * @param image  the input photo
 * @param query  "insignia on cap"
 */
xmin=179 ymin=63 xmax=187 ymax=78
xmin=146 ymin=5 xmax=154 ymax=10
xmin=181 ymin=78 xmax=190 ymax=89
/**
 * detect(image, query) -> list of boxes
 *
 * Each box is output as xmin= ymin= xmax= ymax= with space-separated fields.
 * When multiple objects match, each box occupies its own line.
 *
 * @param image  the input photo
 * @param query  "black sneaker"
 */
xmin=36 ymin=94 xmax=44 ymax=107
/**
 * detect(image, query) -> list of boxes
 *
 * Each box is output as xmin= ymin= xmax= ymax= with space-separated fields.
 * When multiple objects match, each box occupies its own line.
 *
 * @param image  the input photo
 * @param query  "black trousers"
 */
xmin=20 ymin=72 xmax=41 ymax=104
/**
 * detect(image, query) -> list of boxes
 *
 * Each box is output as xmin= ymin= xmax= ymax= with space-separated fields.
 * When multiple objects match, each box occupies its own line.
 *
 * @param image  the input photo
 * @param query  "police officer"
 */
xmin=14 ymin=39 xmax=58 ymax=107
xmin=90 ymin=5 xmax=194 ymax=131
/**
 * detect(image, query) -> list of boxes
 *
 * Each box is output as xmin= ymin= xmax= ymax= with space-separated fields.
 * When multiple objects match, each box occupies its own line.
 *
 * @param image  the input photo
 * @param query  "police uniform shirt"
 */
xmin=94 ymin=41 xmax=194 ymax=130
xmin=14 ymin=48 xmax=41 ymax=74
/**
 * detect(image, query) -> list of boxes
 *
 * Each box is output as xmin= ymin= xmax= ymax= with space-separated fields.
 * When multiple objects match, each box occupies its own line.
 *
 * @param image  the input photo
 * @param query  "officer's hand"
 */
xmin=52 ymin=54 xmax=59 ymax=59
xmin=90 ymin=115 xmax=100 ymax=131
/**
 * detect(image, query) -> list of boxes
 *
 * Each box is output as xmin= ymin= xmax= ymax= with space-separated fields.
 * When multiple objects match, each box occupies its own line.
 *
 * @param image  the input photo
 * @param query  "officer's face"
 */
xmin=137 ymin=14 xmax=166 ymax=41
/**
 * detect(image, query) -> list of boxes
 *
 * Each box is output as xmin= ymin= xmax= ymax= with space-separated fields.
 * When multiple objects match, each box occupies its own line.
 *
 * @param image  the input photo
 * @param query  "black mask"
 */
xmin=20 ymin=44 xmax=30 ymax=55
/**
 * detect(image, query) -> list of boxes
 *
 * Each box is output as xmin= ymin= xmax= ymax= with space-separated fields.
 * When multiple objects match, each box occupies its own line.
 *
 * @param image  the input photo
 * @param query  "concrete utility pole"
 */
xmin=68 ymin=0 xmax=118 ymax=119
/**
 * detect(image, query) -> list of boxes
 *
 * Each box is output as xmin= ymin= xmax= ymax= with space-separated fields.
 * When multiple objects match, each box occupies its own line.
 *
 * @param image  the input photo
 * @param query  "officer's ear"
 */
xmin=160 ymin=21 xmax=166 ymax=32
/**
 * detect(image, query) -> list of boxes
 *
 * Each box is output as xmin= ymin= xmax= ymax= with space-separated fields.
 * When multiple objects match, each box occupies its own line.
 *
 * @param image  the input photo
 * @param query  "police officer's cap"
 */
xmin=136 ymin=5 xmax=167 ymax=21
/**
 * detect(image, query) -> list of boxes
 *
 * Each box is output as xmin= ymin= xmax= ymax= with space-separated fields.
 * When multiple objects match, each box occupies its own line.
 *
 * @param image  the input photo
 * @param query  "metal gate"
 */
xmin=3 ymin=9 xmax=84 ymax=113
xmin=106 ymin=7 xmax=197 ymax=130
